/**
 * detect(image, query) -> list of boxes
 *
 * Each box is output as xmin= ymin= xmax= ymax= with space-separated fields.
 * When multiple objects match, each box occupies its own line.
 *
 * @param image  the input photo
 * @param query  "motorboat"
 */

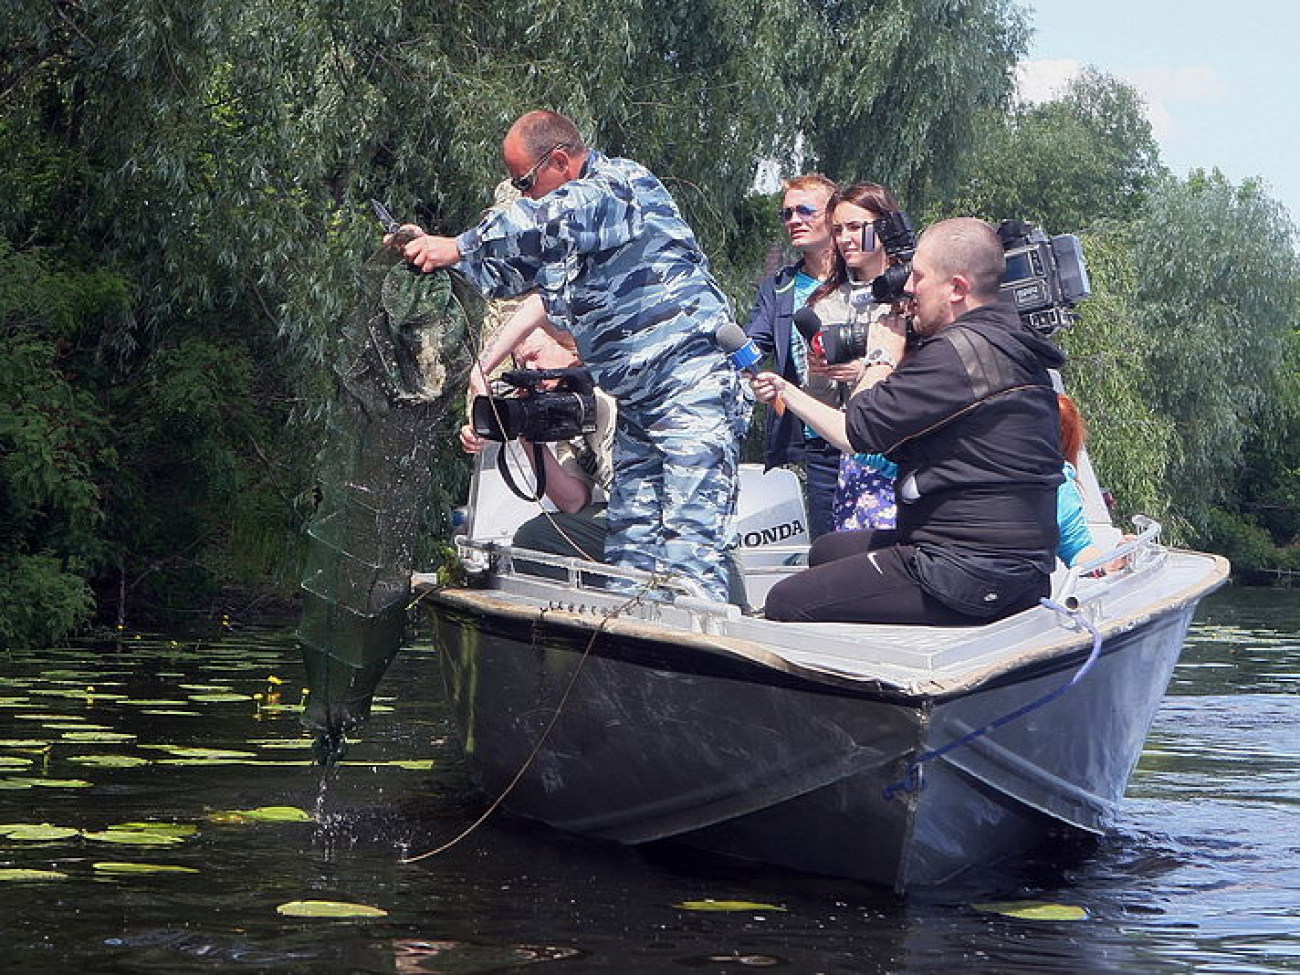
xmin=417 ymin=442 xmax=1228 ymax=891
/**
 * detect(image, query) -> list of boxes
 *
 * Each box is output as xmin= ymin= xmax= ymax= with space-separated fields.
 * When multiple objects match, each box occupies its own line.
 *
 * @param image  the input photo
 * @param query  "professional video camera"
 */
xmin=471 ymin=367 xmax=597 ymax=443
xmin=996 ymin=219 xmax=1092 ymax=335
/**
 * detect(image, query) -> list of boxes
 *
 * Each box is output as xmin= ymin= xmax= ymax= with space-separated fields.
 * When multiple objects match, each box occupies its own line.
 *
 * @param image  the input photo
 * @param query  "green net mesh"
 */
xmin=298 ymin=250 xmax=479 ymax=760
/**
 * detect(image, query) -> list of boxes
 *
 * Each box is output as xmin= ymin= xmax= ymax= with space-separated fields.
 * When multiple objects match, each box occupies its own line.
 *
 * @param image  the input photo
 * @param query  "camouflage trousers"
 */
xmin=605 ymin=367 xmax=751 ymax=602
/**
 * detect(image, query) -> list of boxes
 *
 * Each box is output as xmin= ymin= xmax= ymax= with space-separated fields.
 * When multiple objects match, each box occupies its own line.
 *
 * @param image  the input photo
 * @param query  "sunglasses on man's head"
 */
xmin=511 ymin=142 xmax=571 ymax=193
xmin=779 ymin=204 xmax=821 ymax=222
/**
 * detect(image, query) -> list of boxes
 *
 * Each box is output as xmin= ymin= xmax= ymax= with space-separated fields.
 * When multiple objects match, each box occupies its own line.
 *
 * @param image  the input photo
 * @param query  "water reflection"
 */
xmin=1 ymin=586 xmax=1298 ymax=973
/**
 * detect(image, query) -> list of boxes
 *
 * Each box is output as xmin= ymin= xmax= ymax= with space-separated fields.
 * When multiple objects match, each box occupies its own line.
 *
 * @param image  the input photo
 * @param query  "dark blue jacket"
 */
xmin=744 ymin=262 xmax=808 ymax=468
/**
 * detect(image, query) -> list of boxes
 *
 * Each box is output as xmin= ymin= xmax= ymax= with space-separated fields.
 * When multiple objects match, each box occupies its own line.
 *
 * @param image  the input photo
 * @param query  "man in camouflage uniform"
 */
xmin=403 ymin=110 xmax=749 ymax=602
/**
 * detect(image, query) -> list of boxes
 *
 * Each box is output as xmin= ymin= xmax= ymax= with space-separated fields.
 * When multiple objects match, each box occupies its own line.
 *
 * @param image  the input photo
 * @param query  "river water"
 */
xmin=1 ymin=585 xmax=1297 ymax=974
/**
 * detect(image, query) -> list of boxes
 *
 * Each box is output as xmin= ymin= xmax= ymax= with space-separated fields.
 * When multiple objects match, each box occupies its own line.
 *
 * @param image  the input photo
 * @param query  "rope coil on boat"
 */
xmin=882 ymin=596 xmax=1106 ymax=801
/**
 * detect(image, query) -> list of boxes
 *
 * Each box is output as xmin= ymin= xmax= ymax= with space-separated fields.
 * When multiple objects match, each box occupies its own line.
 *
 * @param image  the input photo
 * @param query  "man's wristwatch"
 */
xmin=863 ymin=348 xmax=898 ymax=370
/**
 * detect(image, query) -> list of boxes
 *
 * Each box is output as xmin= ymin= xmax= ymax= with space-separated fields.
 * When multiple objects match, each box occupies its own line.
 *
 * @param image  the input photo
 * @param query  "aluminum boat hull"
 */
xmin=424 ymin=546 xmax=1225 ymax=891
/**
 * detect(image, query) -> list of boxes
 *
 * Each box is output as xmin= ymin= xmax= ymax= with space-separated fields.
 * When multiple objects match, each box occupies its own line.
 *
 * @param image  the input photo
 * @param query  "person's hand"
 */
xmin=875 ymin=310 xmax=909 ymax=360
xmin=467 ymin=363 xmax=492 ymax=401
xmin=820 ymin=359 xmax=865 ymax=385
xmin=383 ymin=222 xmax=425 ymax=250
xmin=403 ymin=234 xmax=461 ymax=273
xmin=459 ymin=423 xmax=487 ymax=455
xmin=750 ymin=371 xmax=787 ymax=405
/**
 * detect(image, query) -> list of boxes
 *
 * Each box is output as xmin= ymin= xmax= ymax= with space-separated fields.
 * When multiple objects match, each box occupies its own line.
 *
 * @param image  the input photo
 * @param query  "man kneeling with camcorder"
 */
xmin=460 ymin=328 xmax=616 ymax=563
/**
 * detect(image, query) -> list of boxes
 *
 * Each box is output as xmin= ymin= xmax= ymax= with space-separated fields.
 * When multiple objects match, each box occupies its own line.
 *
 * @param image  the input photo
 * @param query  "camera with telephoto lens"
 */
xmin=996 ymin=219 xmax=1092 ymax=335
xmin=869 ymin=211 xmax=918 ymax=305
xmin=814 ymin=211 xmax=917 ymax=364
xmin=471 ymin=367 xmax=597 ymax=443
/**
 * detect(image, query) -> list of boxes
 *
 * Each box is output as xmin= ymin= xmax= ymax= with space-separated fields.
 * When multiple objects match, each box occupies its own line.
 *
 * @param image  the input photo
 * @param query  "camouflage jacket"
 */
xmin=454 ymin=150 xmax=733 ymax=405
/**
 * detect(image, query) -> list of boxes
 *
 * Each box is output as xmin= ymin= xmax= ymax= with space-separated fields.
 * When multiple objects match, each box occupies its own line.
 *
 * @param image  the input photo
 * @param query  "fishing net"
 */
xmin=298 ymin=249 xmax=479 ymax=761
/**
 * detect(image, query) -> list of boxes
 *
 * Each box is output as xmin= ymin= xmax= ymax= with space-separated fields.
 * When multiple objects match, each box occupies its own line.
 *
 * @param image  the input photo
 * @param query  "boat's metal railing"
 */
xmin=1051 ymin=515 xmax=1164 ymax=605
xmin=454 ymin=536 xmax=717 ymax=604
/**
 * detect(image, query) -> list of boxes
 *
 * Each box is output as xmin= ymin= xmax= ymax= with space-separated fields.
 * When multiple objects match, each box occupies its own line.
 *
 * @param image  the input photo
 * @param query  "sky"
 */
xmin=1017 ymin=0 xmax=1300 ymax=226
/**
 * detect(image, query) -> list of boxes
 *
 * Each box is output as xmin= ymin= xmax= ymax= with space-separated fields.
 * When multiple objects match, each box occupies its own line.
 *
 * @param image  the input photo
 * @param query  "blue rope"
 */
xmin=882 ymin=597 xmax=1105 ymax=801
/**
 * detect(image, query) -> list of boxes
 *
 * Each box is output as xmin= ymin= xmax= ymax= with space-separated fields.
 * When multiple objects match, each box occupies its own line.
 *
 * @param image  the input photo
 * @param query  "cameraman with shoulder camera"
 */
xmin=752 ymin=218 xmax=1066 ymax=625
xmin=398 ymin=110 xmax=748 ymax=604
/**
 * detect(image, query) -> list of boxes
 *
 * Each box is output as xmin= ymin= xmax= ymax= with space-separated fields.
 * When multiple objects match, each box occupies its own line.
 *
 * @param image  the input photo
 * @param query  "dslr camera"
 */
xmin=996 ymin=219 xmax=1092 ymax=335
xmin=869 ymin=211 xmax=918 ymax=305
xmin=471 ymin=367 xmax=597 ymax=443
xmin=811 ymin=211 xmax=918 ymax=365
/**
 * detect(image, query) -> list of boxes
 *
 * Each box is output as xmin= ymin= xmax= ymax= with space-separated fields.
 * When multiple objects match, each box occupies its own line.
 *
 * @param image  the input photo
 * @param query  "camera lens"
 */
xmin=871 ymin=262 xmax=911 ymax=304
xmin=822 ymin=322 xmax=869 ymax=365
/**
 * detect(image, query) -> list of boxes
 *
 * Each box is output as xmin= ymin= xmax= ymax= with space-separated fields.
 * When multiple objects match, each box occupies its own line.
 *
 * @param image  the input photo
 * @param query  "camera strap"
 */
xmin=497 ymin=440 xmax=549 ymax=503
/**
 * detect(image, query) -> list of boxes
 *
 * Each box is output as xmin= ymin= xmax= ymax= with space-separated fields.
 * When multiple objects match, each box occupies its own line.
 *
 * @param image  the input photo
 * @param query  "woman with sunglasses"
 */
xmin=743 ymin=173 xmax=841 ymax=538
xmin=803 ymin=182 xmax=906 ymax=534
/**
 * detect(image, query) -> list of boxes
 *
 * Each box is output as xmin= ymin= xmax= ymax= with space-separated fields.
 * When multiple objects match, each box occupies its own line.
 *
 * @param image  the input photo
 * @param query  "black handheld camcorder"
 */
xmin=995 ymin=219 xmax=1092 ymax=335
xmin=471 ymin=367 xmax=597 ymax=443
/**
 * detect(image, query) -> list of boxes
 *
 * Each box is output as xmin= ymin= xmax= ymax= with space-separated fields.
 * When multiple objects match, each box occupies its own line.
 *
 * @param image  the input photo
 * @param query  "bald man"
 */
xmin=402 ymin=110 xmax=749 ymax=603
xmin=761 ymin=218 xmax=1066 ymax=624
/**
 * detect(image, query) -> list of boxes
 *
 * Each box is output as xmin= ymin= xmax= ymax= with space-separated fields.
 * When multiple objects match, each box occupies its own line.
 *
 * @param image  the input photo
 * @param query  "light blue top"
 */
xmin=1056 ymin=461 xmax=1095 ymax=566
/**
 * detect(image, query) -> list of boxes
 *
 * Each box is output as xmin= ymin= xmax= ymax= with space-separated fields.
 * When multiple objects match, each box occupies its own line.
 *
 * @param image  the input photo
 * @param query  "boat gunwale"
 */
xmin=421 ymin=549 xmax=1229 ymax=702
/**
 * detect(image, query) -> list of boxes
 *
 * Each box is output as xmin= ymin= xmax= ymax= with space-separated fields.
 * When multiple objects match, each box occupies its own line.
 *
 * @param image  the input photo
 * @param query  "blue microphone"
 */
xmin=716 ymin=321 xmax=784 ymax=415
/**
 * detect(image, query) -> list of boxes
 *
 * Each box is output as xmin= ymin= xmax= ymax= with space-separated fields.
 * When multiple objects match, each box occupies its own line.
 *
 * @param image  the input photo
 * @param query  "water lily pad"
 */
xmin=5 ymin=777 xmax=93 ymax=789
xmin=140 ymin=746 xmax=257 ymax=759
xmin=0 ymin=868 xmax=68 ymax=882
xmin=212 ymin=805 xmax=313 ymax=824
xmin=140 ymin=709 xmax=201 ymax=717
xmin=973 ymin=900 xmax=1089 ymax=921
xmin=178 ymin=683 xmax=235 ymax=692
xmin=249 ymin=739 xmax=315 ymax=750
xmin=83 ymin=829 xmax=185 ymax=846
xmin=60 ymin=731 xmax=136 ymax=743
xmin=0 ymin=756 xmax=33 ymax=769
xmin=276 ymin=899 xmax=388 ymax=918
xmin=187 ymin=693 xmax=253 ymax=703
xmin=113 ymin=822 xmax=199 ymax=837
xmin=93 ymin=862 xmax=199 ymax=875
xmin=675 ymin=899 xmax=787 ymax=912
xmin=66 ymin=755 xmax=150 ymax=768
xmin=0 ymin=739 xmax=49 ymax=748
xmin=0 ymin=823 xmax=82 ymax=841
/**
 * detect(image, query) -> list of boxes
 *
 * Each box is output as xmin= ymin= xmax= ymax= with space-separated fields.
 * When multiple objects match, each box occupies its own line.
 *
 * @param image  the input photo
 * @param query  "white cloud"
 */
xmin=1015 ymin=59 xmax=1228 ymax=143
xmin=1015 ymin=59 xmax=1084 ymax=104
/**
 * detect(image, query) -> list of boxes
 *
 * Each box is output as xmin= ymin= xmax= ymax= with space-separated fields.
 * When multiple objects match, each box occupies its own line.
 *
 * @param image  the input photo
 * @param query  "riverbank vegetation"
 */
xmin=2 ymin=0 xmax=1297 ymax=647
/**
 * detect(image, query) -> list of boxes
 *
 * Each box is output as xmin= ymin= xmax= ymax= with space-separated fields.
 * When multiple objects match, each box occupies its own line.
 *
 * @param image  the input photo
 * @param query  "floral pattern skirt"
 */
xmin=833 ymin=455 xmax=896 ymax=531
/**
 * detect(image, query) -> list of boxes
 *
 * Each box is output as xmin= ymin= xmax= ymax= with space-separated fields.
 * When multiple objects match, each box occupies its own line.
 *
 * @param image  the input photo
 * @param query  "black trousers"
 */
xmin=763 ymin=529 xmax=1044 ymax=625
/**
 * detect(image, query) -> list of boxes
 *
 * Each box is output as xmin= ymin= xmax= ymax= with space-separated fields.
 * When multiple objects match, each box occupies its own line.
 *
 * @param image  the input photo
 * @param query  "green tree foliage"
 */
xmin=0 ymin=241 xmax=122 ymax=647
xmin=1 ymin=0 xmax=1033 ymax=637
xmin=1057 ymin=226 xmax=1177 ymax=533
xmin=950 ymin=68 xmax=1165 ymax=232
xmin=1131 ymin=170 xmax=1300 ymax=537
xmin=804 ymin=0 xmax=1030 ymax=206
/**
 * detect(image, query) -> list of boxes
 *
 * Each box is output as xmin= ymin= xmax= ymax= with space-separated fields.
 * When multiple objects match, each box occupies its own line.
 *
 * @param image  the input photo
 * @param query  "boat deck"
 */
xmin=423 ymin=528 xmax=1228 ymax=697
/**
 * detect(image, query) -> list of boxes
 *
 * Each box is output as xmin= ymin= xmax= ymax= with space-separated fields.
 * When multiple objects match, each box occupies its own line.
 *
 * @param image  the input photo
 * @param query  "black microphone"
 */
xmin=793 ymin=306 xmax=826 ymax=358
xmin=716 ymin=321 xmax=784 ymax=415
xmin=793 ymin=306 xmax=821 ymax=342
